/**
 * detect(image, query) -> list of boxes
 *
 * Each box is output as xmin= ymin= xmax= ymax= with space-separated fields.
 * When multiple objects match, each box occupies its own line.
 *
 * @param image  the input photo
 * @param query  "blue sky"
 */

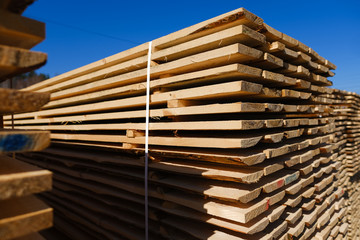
xmin=24 ymin=0 xmax=360 ymax=92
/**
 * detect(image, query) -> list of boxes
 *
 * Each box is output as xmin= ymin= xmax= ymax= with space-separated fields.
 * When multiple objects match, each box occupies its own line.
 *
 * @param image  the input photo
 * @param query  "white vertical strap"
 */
xmin=145 ymin=40 xmax=152 ymax=240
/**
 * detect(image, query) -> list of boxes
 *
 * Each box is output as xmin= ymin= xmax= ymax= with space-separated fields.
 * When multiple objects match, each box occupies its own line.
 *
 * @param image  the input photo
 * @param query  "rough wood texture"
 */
xmin=3 ymin=6 xmax=349 ymax=240
xmin=0 ymin=9 xmax=45 ymax=49
xmin=0 ymin=44 xmax=47 ymax=81
xmin=0 ymin=88 xmax=50 ymax=114
xmin=0 ymin=154 xmax=52 ymax=200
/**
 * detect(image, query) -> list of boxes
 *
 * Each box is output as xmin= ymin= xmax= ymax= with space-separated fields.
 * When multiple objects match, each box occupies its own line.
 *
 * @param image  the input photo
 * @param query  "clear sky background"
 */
xmin=24 ymin=0 xmax=360 ymax=92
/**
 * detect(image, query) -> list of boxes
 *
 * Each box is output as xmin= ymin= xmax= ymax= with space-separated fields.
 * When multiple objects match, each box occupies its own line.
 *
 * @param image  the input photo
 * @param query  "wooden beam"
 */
xmin=0 ymin=88 xmax=49 ymax=114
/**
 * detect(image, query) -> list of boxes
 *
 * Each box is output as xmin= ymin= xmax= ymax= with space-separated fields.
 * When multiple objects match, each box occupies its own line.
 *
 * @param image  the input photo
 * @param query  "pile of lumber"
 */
xmin=0 ymin=1 xmax=53 ymax=239
xmin=0 ymin=92 xmax=53 ymax=240
xmin=331 ymin=89 xmax=360 ymax=239
xmin=0 ymin=0 xmax=47 ymax=81
xmin=4 ymin=7 xmax=354 ymax=240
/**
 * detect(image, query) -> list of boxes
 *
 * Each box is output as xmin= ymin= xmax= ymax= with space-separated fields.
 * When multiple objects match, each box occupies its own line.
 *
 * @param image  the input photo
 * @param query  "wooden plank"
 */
xmin=50 ymin=133 xmax=264 ymax=149
xmin=0 ymin=195 xmax=52 ymax=240
xmin=151 ymin=24 xmax=266 ymax=62
xmin=0 ymin=88 xmax=50 ymax=114
xmin=12 ymin=120 xmax=267 ymax=131
xmin=153 ymin=7 xmax=263 ymax=49
xmin=0 ymin=44 xmax=47 ymax=81
xmin=0 ymin=154 xmax=51 ymax=200
xmin=0 ymin=130 xmax=50 ymax=152
xmin=0 ymin=8 xmax=45 ymax=49
xmin=14 ymin=117 xmax=327 ymax=132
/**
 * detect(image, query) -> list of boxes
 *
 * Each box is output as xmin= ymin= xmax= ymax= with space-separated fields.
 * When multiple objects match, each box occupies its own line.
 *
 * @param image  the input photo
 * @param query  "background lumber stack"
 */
xmin=2 ymin=7 xmax=355 ymax=240
xmin=0 ymin=1 xmax=53 ymax=239
xmin=331 ymin=89 xmax=360 ymax=239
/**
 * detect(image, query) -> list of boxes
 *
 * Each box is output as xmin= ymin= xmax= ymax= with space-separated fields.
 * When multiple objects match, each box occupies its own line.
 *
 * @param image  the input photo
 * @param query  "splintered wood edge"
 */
xmin=0 ymin=88 xmax=50 ymax=114
xmin=0 ymin=130 xmax=50 ymax=153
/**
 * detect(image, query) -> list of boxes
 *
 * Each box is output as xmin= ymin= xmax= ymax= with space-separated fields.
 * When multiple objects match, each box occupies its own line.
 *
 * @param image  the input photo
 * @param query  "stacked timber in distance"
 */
xmin=332 ymin=90 xmax=360 ymax=239
xmin=0 ymin=1 xmax=53 ymax=239
xmin=4 ymin=7 xmax=351 ymax=240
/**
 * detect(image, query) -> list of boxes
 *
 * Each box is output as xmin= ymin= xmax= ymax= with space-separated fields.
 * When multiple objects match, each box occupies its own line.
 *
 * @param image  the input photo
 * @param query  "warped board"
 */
xmin=0 ymin=154 xmax=52 ymax=200
xmin=0 ymin=130 xmax=50 ymax=152
xmin=0 ymin=195 xmax=52 ymax=240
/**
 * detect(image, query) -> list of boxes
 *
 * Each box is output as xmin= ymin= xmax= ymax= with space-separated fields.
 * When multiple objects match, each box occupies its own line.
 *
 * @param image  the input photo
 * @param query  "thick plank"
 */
xmin=51 ymin=132 xmax=264 ymax=149
xmin=16 ymin=120 xmax=266 ymax=131
xmin=0 ymin=9 xmax=45 ymax=49
xmin=0 ymin=88 xmax=50 ymax=114
xmin=0 ymin=44 xmax=47 ymax=81
xmin=0 ymin=154 xmax=52 ymax=200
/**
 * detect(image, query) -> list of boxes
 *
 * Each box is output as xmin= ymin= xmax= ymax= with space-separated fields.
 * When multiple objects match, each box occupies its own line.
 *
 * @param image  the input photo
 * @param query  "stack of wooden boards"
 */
xmin=0 ymin=92 xmax=53 ymax=240
xmin=0 ymin=1 xmax=53 ymax=239
xmin=331 ymin=90 xmax=360 ymax=239
xmin=0 ymin=0 xmax=47 ymax=81
xmin=3 ymin=7 xmax=354 ymax=240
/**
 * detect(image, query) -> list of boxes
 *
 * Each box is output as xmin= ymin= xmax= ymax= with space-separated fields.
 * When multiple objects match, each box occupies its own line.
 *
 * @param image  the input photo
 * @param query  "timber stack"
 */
xmin=3 ymin=7 xmax=354 ymax=240
xmin=0 ymin=1 xmax=53 ymax=239
xmin=332 ymin=89 xmax=360 ymax=239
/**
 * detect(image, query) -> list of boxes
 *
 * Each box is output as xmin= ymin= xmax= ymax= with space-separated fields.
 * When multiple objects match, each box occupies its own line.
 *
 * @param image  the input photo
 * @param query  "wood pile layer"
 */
xmin=0 ymin=1 xmax=52 ymax=239
xmin=4 ymin=6 xmax=358 ymax=240
xmin=331 ymin=90 xmax=360 ymax=239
